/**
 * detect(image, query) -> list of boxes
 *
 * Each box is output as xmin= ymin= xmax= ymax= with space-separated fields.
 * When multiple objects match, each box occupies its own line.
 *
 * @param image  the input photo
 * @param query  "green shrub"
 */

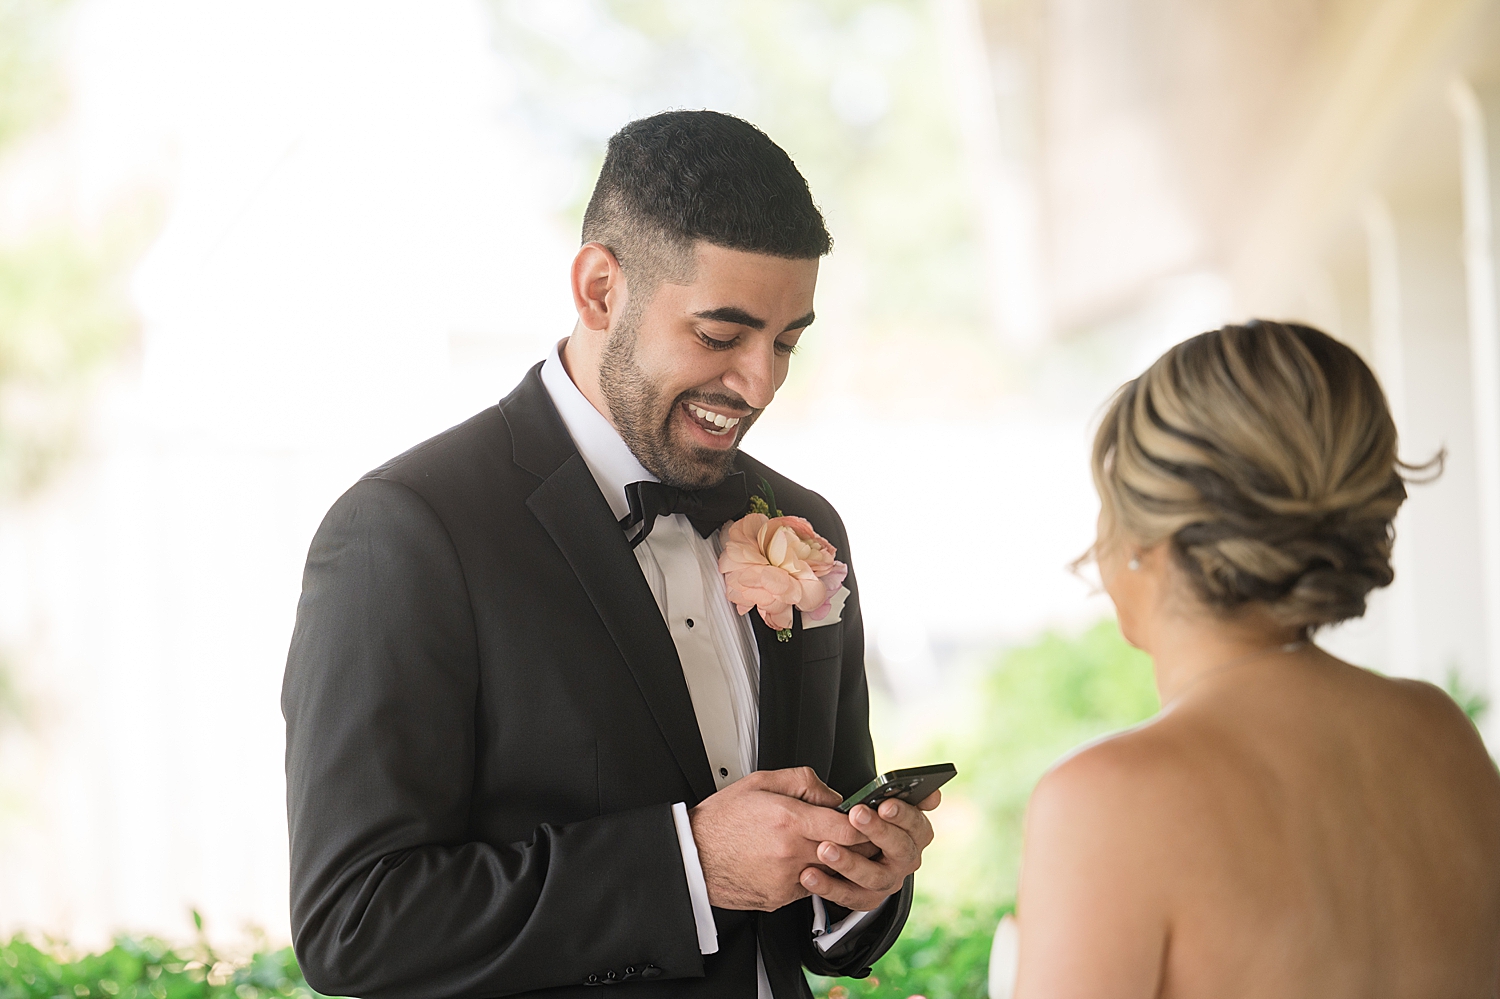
xmin=807 ymin=622 xmax=1157 ymax=998
xmin=915 ymin=620 xmax=1158 ymax=912
xmin=808 ymin=902 xmax=1008 ymax=999
xmin=3 ymin=625 xmax=1156 ymax=999
xmin=0 ymin=933 xmax=333 ymax=999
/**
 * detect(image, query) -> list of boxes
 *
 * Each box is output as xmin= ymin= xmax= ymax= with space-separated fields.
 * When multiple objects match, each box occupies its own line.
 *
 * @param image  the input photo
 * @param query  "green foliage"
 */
xmin=1444 ymin=665 xmax=1489 ymax=724
xmin=809 ymin=903 xmax=1007 ymax=999
xmin=485 ymin=0 xmax=983 ymax=333
xmin=0 ymin=650 xmax=21 ymax=730
xmin=0 ymin=0 xmax=151 ymax=498
xmin=0 ymin=933 xmax=335 ymax=999
xmin=803 ymin=623 xmax=1156 ymax=997
xmin=0 ymin=0 xmax=70 ymax=152
xmin=923 ymin=620 xmax=1159 ymax=910
xmin=0 ymin=226 xmax=144 ymax=494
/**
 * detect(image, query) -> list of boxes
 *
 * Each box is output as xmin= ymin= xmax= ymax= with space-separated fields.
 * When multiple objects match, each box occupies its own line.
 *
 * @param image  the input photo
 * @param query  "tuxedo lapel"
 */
xmin=504 ymin=368 xmax=718 ymax=804
xmin=754 ymin=612 xmax=805 ymax=772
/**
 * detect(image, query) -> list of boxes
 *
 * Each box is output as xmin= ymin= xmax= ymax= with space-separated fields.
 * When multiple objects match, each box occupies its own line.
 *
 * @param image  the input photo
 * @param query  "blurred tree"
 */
xmin=0 ymin=0 xmax=148 ymax=498
xmin=0 ymin=0 xmax=69 ymax=149
xmin=924 ymin=621 xmax=1160 ymax=910
xmin=1444 ymin=665 xmax=1490 ymax=726
xmin=484 ymin=0 xmax=990 ymax=382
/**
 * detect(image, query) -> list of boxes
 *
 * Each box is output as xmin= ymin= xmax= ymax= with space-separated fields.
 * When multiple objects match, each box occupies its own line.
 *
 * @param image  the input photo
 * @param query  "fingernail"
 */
xmin=852 ymin=807 xmax=871 ymax=825
xmin=881 ymin=800 xmax=898 ymax=819
xmin=821 ymin=844 xmax=840 ymax=862
xmin=802 ymin=869 xmax=818 ymax=885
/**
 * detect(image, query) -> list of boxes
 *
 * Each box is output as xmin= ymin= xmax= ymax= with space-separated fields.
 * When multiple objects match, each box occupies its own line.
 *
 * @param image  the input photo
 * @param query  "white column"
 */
xmin=1357 ymin=180 xmax=1486 ymax=692
xmin=934 ymin=0 xmax=1047 ymax=349
xmin=1361 ymin=198 xmax=1420 ymax=678
xmin=1451 ymin=79 xmax=1500 ymax=746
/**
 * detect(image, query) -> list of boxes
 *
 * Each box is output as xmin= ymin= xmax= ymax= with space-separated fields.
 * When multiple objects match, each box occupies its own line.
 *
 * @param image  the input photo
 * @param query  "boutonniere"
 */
xmin=717 ymin=478 xmax=848 ymax=643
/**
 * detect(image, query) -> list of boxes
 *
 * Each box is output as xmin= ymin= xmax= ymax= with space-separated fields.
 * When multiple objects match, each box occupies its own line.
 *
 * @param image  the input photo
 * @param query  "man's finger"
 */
xmin=814 ymin=841 xmax=904 ymax=895
xmin=867 ymin=798 xmax=936 ymax=849
xmin=789 ymin=799 xmax=872 ymax=847
xmin=753 ymin=766 xmax=842 ymax=808
xmin=916 ymin=789 xmax=942 ymax=811
xmin=847 ymin=803 xmax=924 ymax=861
xmin=798 ymin=865 xmax=886 ymax=912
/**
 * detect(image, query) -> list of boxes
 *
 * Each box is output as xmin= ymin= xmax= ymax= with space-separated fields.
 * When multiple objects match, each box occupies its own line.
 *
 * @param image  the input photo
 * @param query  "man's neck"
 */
xmin=559 ymin=331 xmax=617 ymax=431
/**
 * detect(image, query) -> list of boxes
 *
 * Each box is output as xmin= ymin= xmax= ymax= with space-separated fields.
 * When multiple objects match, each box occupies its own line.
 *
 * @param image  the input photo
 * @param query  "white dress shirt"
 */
xmin=539 ymin=343 xmax=878 ymax=997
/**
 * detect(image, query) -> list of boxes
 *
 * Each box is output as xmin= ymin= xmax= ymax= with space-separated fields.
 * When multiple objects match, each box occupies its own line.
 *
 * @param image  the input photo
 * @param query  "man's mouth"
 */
xmin=684 ymin=401 xmax=743 ymax=437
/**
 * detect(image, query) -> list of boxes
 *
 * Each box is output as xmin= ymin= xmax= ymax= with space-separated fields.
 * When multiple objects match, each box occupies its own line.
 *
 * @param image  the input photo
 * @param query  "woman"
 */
xmin=1014 ymin=321 xmax=1500 ymax=997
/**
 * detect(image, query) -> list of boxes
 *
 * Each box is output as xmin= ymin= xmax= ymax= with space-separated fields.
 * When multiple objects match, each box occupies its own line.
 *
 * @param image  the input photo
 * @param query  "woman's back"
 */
xmin=1143 ymin=654 xmax=1500 ymax=996
xmin=1015 ymin=321 xmax=1500 ymax=997
xmin=1017 ymin=652 xmax=1500 ymax=998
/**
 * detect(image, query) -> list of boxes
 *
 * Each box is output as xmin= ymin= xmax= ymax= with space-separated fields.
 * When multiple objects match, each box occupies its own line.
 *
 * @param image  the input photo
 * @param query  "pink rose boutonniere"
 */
xmin=717 ymin=482 xmax=848 ymax=642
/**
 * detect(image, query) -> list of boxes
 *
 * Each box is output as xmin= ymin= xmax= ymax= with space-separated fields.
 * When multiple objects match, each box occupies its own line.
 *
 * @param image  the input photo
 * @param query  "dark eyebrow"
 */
xmin=782 ymin=311 xmax=815 ymax=333
xmin=694 ymin=306 xmax=765 ymax=330
xmin=692 ymin=307 xmax=817 ymax=334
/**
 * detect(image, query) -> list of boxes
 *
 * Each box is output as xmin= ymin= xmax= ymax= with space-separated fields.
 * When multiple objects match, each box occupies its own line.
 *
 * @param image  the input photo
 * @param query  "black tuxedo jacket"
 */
xmin=282 ymin=365 xmax=911 ymax=998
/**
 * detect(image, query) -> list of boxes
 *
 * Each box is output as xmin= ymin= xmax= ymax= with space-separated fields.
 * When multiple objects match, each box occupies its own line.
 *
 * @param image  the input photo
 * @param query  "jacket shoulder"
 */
xmin=363 ymin=406 xmax=518 ymax=497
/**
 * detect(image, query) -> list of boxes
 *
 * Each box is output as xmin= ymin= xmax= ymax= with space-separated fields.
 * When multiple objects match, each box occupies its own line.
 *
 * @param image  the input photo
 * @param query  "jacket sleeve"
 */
xmin=282 ymin=477 xmax=702 ymax=998
xmin=799 ymin=543 xmax=915 ymax=978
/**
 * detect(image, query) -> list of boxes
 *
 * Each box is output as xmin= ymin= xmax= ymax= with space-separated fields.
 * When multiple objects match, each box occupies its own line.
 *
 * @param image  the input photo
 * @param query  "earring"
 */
xmin=1127 ymin=556 xmax=1141 ymax=571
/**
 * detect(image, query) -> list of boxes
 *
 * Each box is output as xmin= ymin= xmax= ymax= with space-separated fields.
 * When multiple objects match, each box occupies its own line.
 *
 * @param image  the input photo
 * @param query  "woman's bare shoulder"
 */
xmin=1371 ymin=671 xmax=1500 ymax=780
xmin=1029 ymin=717 xmax=1200 ymax=835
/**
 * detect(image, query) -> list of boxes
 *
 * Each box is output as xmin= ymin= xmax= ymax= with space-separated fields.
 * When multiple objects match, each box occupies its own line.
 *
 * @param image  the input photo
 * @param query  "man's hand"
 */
xmin=688 ymin=767 xmax=874 ymax=911
xmin=798 ymin=790 xmax=941 ymax=911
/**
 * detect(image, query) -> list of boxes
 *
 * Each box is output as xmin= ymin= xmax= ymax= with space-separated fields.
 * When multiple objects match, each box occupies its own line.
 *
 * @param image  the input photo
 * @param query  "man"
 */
xmin=282 ymin=110 xmax=937 ymax=998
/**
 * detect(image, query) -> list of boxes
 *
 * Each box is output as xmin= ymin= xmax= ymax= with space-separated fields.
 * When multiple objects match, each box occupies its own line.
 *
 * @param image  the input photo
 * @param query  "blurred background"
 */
xmin=2 ymin=0 xmax=1499 ymax=994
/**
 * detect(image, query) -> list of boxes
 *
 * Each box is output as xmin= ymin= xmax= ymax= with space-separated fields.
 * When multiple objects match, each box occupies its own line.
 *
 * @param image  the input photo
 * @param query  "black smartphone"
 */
xmin=836 ymin=763 xmax=957 ymax=814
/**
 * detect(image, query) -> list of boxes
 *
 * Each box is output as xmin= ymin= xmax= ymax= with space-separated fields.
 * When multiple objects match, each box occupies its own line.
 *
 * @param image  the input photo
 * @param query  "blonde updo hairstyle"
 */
xmin=1091 ymin=321 xmax=1426 ymax=632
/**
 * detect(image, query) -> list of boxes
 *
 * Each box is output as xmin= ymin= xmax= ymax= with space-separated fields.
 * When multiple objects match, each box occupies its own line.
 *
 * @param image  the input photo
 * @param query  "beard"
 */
xmin=597 ymin=311 xmax=759 ymax=489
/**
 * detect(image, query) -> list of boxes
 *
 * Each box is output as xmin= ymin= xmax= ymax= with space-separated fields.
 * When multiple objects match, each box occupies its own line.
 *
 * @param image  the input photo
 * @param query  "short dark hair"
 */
xmin=581 ymin=110 xmax=831 ymax=291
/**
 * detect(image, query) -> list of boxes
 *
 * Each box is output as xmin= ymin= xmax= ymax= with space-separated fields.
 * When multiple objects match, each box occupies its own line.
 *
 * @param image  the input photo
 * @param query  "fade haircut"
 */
xmin=581 ymin=110 xmax=832 ymax=299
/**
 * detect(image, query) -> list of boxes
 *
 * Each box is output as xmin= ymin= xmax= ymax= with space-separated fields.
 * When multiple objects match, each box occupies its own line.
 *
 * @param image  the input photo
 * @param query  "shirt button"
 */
xmin=685 ymin=618 xmax=694 ymax=628
xmin=719 ymin=767 xmax=729 ymax=777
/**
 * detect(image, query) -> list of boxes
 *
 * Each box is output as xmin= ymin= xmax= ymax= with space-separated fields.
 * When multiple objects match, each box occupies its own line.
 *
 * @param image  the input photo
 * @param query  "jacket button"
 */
xmin=605 ymin=970 xmax=617 ymax=981
xmin=585 ymin=973 xmax=599 ymax=985
xmin=641 ymin=965 xmax=662 ymax=979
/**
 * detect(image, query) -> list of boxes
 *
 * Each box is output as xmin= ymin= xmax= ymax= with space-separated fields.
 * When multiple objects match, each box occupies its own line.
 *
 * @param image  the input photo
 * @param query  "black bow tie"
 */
xmin=620 ymin=473 xmax=750 ymax=548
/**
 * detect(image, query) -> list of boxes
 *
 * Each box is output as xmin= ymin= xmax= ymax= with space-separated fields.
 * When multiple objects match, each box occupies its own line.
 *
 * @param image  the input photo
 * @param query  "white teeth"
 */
xmin=688 ymin=403 xmax=741 ymax=431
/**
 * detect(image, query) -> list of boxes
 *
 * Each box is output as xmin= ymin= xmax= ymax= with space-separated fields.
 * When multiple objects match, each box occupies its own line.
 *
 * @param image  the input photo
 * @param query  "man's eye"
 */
xmin=697 ymin=331 xmax=736 ymax=351
xmin=775 ymin=340 xmax=799 ymax=356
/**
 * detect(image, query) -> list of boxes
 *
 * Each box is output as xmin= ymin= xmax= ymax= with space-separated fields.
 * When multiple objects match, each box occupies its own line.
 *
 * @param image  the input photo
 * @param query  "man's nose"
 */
xmin=722 ymin=344 xmax=777 ymax=410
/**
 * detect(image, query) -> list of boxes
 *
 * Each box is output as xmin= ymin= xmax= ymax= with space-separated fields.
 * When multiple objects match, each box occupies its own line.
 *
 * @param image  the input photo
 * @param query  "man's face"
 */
xmin=599 ymin=242 xmax=819 ymax=488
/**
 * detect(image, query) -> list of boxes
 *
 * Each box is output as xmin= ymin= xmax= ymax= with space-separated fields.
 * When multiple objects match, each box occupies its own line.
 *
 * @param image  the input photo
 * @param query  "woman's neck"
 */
xmin=1148 ymin=612 xmax=1307 ymax=706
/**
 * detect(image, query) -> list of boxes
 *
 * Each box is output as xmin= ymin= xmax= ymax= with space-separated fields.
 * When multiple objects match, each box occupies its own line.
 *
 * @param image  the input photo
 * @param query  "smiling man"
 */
xmin=282 ymin=111 xmax=933 ymax=998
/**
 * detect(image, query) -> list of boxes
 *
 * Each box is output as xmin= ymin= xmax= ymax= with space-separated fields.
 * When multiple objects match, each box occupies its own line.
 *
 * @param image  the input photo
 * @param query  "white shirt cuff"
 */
xmin=810 ymin=894 xmax=886 ymax=952
xmin=671 ymin=802 xmax=719 ymax=955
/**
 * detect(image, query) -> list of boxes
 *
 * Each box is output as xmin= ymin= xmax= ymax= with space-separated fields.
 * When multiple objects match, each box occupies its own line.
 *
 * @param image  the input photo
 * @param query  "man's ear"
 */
xmin=571 ymin=242 xmax=627 ymax=333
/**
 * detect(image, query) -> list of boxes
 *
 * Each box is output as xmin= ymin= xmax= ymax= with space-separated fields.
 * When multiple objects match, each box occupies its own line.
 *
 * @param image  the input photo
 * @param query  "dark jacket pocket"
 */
xmin=801 ymin=623 xmax=842 ymax=662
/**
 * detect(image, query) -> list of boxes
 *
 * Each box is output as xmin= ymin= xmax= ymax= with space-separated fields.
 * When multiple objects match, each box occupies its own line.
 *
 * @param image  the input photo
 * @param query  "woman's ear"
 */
xmin=571 ymin=242 xmax=627 ymax=332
